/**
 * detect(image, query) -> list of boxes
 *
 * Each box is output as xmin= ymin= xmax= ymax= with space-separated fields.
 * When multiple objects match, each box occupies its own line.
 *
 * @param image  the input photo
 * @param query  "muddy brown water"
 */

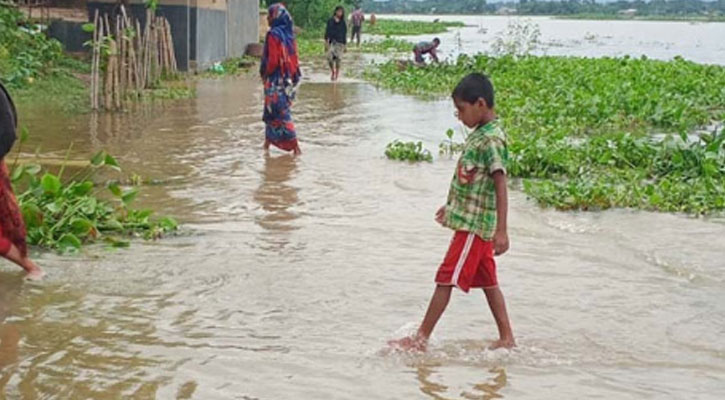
xmin=1 ymin=19 xmax=725 ymax=400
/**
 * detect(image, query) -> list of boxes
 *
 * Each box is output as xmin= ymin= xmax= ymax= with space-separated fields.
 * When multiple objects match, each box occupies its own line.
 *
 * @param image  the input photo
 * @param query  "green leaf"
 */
xmin=19 ymin=127 xmax=29 ymax=144
xmin=104 ymin=237 xmax=130 ymax=248
xmin=90 ymin=151 xmax=106 ymax=167
xmin=81 ymin=23 xmax=95 ymax=33
xmin=72 ymin=181 xmax=94 ymax=196
xmin=10 ymin=165 xmax=25 ymax=182
xmin=71 ymin=218 xmax=94 ymax=236
xmin=41 ymin=173 xmax=62 ymax=196
xmin=79 ymin=197 xmax=98 ymax=215
xmin=21 ymin=203 xmax=43 ymax=228
xmin=104 ymin=219 xmax=124 ymax=231
xmin=107 ymin=182 xmax=122 ymax=197
xmin=24 ymin=164 xmax=41 ymax=176
xmin=158 ymin=216 xmax=178 ymax=231
xmin=58 ymin=233 xmax=82 ymax=252
xmin=104 ymin=154 xmax=121 ymax=171
xmin=121 ymin=188 xmax=139 ymax=205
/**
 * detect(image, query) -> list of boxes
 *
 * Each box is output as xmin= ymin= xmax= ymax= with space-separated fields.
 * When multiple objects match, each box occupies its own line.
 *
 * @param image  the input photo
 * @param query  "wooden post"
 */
xmin=90 ymin=10 xmax=99 ymax=110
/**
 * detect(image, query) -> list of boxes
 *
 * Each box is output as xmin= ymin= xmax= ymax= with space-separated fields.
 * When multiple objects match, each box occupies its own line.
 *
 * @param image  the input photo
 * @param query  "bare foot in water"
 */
xmin=293 ymin=146 xmax=302 ymax=156
xmin=388 ymin=335 xmax=427 ymax=352
xmin=23 ymin=260 xmax=45 ymax=281
xmin=488 ymin=338 xmax=516 ymax=350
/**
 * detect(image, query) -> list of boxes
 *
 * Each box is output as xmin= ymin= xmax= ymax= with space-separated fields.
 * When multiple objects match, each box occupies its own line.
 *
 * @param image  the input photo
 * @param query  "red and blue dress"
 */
xmin=260 ymin=4 xmax=301 ymax=152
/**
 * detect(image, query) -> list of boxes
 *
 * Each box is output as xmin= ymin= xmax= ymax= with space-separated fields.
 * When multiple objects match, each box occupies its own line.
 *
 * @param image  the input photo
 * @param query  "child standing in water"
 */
xmin=0 ymin=83 xmax=44 ymax=280
xmin=391 ymin=73 xmax=515 ymax=351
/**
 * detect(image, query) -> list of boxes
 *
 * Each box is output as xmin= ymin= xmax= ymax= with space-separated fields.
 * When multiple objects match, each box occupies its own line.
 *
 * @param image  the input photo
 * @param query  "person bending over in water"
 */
xmin=0 ymin=83 xmax=44 ymax=280
xmin=389 ymin=73 xmax=515 ymax=351
xmin=413 ymin=38 xmax=440 ymax=65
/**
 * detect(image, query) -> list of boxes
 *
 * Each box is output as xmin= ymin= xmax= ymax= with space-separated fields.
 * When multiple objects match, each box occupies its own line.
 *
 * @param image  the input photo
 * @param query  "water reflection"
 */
xmin=253 ymin=153 xmax=300 ymax=233
xmin=415 ymin=360 xmax=507 ymax=400
xmin=0 ymin=273 xmax=22 ymax=375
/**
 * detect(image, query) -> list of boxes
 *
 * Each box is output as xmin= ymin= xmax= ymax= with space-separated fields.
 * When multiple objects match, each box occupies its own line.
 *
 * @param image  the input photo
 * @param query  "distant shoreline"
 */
xmin=374 ymin=12 xmax=725 ymax=23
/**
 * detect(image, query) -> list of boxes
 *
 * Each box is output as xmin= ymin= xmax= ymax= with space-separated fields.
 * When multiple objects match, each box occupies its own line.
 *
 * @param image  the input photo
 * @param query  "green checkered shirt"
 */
xmin=443 ymin=120 xmax=508 ymax=241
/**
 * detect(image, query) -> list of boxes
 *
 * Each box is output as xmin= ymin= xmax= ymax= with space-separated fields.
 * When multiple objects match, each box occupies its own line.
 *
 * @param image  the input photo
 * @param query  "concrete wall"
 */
xmin=194 ymin=6 xmax=227 ymax=69
xmin=227 ymin=0 xmax=259 ymax=58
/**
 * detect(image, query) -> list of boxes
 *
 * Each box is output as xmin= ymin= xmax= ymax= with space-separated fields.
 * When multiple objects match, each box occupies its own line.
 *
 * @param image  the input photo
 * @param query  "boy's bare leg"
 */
xmin=483 ymin=287 xmax=515 ymax=349
xmin=389 ymin=285 xmax=452 ymax=351
xmin=3 ymin=244 xmax=44 ymax=281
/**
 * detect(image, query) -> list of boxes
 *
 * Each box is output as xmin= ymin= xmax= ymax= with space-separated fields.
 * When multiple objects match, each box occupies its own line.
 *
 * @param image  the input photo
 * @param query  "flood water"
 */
xmin=1 ymin=16 xmax=725 ymax=400
xmin=381 ymin=14 xmax=725 ymax=65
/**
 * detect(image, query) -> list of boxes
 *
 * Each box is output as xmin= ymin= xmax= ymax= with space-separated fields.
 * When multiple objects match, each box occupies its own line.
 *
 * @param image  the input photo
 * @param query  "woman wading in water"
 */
xmin=260 ymin=3 xmax=302 ymax=155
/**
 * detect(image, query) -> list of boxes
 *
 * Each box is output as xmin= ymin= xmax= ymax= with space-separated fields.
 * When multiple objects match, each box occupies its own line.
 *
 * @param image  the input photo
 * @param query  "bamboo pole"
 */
xmin=118 ymin=14 xmax=126 ymax=101
xmin=90 ymin=10 xmax=99 ymax=110
xmin=167 ymin=19 xmax=177 ymax=73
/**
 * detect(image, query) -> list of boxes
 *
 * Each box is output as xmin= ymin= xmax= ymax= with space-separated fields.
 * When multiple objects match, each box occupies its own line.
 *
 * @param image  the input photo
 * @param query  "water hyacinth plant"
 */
xmin=385 ymin=140 xmax=433 ymax=162
xmin=11 ymin=136 xmax=177 ymax=253
xmin=366 ymin=54 xmax=725 ymax=214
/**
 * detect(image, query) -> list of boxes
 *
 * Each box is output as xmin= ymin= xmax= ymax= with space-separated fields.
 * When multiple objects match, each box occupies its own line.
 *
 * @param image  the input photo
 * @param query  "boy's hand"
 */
xmin=435 ymin=206 xmax=445 ymax=225
xmin=493 ymin=230 xmax=509 ymax=256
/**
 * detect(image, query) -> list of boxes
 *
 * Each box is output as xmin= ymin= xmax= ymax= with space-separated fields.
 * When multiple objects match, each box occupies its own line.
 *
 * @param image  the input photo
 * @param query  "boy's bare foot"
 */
xmin=388 ymin=335 xmax=427 ymax=352
xmin=293 ymin=146 xmax=302 ymax=156
xmin=488 ymin=338 xmax=515 ymax=350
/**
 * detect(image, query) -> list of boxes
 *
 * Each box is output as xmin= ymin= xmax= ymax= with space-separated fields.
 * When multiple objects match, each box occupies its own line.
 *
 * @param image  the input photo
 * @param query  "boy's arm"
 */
xmin=492 ymin=170 xmax=509 ymax=256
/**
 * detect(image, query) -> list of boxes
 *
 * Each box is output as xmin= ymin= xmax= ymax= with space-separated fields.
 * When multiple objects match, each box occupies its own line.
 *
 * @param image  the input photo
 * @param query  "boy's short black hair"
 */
xmin=451 ymin=72 xmax=495 ymax=108
xmin=433 ymin=37 xmax=440 ymax=44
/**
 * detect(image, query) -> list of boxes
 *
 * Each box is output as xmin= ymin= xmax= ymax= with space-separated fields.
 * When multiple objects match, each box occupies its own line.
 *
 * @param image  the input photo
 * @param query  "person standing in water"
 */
xmin=413 ymin=38 xmax=441 ymax=65
xmin=350 ymin=5 xmax=365 ymax=47
xmin=260 ymin=3 xmax=302 ymax=155
xmin=389 ymin=73 xmax=515 ymax=351
xmin=0 ymin=83 xmax=44 ymax=280
xmin=325 ymin=5 xmax=347 ymax=81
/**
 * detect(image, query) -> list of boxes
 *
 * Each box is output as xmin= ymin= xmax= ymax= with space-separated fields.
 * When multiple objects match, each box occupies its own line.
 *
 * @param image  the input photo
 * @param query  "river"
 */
xmin=1 ymin=16 xmax=724 ymax=400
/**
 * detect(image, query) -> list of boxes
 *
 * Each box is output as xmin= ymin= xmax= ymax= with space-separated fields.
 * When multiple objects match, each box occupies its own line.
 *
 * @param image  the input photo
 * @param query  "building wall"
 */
xmin=194 ymin=0 xmax=227 ymax=70
xmin=227 ymin=0 xmax=259 ymax=58
xmin=82 ymin=0 xmax=258 ymax=71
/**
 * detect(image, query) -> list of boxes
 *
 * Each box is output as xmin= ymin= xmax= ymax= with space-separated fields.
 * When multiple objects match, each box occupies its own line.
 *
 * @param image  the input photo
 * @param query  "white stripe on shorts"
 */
xmin=451 ymin=233 xmax=474 ymax=287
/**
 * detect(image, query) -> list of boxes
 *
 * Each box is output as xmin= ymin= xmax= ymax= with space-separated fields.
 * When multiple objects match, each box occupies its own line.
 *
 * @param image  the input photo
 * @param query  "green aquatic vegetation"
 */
xmin=369 ymin=54 xmax=725 ymax=213
xmin=439 ymin=128 xmax=466 ymax=157
xmin=11 ymin=138 xmax=177 ymax=253
xmin=365 ymin=19 xmax=464 ymax=36
xmin=385 ymin=140 xmax=433 ymax=162
xmin=353 ymin=38 xmax=413 ymax=54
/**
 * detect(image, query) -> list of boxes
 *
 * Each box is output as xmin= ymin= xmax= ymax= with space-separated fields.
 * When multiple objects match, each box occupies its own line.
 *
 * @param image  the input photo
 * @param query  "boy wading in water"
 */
xmin=391 ymin=73 xmax=515 ymax=351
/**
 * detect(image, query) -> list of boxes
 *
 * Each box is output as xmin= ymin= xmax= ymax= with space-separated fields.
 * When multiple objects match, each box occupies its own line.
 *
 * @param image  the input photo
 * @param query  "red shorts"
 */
xmin=435 ymin=231 xmax=497 ymax=292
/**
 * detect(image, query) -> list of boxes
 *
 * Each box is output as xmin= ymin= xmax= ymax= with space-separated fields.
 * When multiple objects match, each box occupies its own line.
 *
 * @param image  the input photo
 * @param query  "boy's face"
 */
xmin=454 ymin=97 xmax=488 ymax=128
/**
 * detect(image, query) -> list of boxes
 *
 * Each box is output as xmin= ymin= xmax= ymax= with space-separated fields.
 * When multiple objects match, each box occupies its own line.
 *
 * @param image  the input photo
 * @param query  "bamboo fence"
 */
xmin=89 ymin=6 xmax=178 ymax=111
